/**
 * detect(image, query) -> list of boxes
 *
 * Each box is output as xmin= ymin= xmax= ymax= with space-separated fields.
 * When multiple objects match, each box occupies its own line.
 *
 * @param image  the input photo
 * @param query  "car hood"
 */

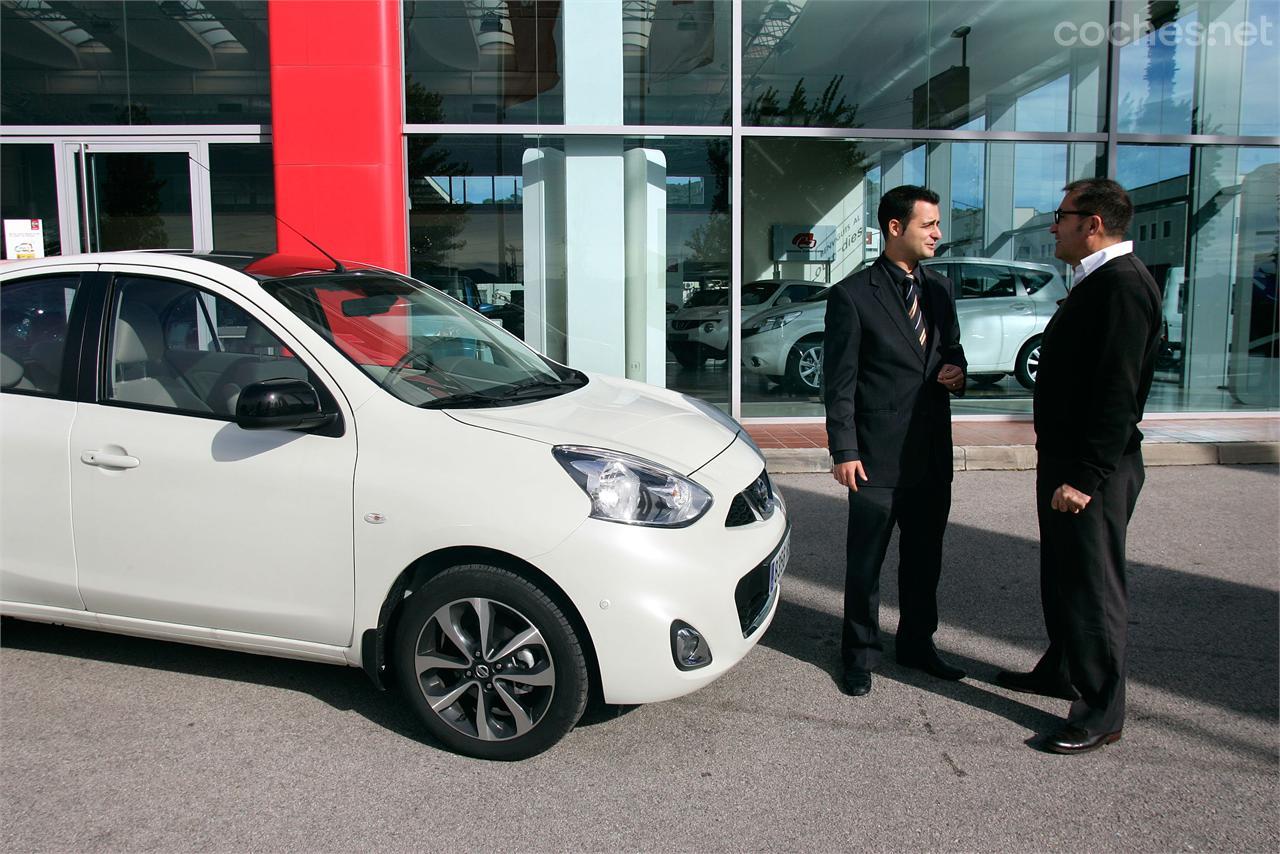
xmin=443 ymin=374 xmax=740 ymax=475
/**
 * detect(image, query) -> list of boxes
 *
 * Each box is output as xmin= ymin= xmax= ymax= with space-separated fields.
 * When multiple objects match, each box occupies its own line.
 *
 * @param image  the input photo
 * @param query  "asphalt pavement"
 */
xmin=2 ymin=465 xmax=1277 ymax=852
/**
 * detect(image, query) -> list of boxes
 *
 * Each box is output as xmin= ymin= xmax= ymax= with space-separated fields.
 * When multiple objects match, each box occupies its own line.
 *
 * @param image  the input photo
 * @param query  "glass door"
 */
xmin=58 ymin=142 xmax=212 ymax=254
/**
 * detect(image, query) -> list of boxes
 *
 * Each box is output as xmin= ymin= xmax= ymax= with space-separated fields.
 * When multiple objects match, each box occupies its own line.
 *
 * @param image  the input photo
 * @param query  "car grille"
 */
xmin=734 ymin=529 xmax=788 ymax=637
xmin=724 ymin=470 xmax=776 ymax=527
xmin=741 ymin=326 xmax=760 ymax=339
xmin=670 ymin=319 xmax=702 ymax=331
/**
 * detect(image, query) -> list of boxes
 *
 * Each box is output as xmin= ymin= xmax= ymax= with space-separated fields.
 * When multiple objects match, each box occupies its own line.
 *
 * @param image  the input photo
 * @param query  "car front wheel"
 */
xmin=1015 ymin=336 xmax=1042 ymax=390
xmin=785 ymin=336 xmax=824 ymax=394
xmin=393 ymin=564 xmax=589 ymax=760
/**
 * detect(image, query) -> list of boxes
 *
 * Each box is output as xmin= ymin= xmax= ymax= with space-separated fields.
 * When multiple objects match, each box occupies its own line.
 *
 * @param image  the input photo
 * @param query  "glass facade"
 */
xmin=398 ymin=0 xmax=1278 ymax=418
xmin=2 ymin=1 xmax=1275 ymax=418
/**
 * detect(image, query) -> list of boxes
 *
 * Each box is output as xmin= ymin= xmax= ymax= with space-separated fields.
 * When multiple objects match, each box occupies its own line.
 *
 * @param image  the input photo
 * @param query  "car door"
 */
xmin=68 ymin=265 xmax=358 ymax=646
xmin=953 ymin=262 xmax=1030 ymax=370
xmin=0 ymin=266 xmax=95 ymax=609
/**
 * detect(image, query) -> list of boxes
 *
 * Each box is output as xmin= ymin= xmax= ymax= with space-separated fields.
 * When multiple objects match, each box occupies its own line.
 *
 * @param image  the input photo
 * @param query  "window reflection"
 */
xmin=623 ymin=0 xmax=731 ymax=125
xmin=1120 ymin=145 xmax=1280 ymax=411
xmin=404 ymin=1 xmax=563 ymax=124
xmin=742 ymin=0 xmax=1108 ymax=131
xmin=0 ymin=0 xmax=271 ymax=126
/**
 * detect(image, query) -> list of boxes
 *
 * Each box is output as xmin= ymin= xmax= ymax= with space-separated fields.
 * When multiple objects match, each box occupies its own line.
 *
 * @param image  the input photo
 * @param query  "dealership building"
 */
xmin=2 ymin=0 xmax=1277 ymax=421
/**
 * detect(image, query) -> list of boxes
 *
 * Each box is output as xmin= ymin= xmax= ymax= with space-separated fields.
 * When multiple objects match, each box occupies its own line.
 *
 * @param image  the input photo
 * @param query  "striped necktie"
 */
xmin=903 ymin=274 xmax=927 ymax=349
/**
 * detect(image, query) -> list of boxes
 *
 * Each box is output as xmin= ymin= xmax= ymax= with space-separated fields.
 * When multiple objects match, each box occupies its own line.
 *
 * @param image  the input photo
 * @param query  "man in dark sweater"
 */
xmin=996 ymin=178 xmax=1162 ymax=754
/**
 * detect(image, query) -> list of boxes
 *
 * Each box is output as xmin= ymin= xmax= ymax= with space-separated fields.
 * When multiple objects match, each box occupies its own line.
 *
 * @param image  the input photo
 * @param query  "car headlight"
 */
xmin=758 ymin=311 xmax=802 ymax=333
xmin=553 ymin=446 xmax=712 ymax=527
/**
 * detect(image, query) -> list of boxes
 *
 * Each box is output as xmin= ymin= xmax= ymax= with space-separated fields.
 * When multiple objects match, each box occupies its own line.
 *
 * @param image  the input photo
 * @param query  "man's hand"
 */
xmin=937 ymin=363 xmax=965 ymax=393
xmin=833 ymin=460 xmax=868 ymax=492
xmin=1051 ymin=483 xmax=1092 ymax=514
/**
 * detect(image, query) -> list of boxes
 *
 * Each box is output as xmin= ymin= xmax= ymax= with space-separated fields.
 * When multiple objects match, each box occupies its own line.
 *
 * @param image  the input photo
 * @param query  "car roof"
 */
xmin=0 ymin=250 xmax=380 ymax=282
xmin=926 ymin=256 xmax=1061 ymax=273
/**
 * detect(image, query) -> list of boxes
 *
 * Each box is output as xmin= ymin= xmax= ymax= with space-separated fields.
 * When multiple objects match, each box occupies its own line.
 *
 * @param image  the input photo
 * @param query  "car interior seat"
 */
xmin=111 ymin=303 xmax=210 ymax=412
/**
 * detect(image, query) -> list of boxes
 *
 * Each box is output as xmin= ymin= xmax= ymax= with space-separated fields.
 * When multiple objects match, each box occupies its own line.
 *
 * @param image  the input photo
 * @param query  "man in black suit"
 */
xmin=996 ymin=178 xmax=1162 ymax=754
xmin=823 ymin=185 xmax=967 ymax=697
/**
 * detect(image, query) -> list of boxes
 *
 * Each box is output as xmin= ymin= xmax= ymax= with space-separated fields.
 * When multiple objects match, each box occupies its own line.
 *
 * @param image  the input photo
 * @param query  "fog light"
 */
xmin=671 ymin=620 xmax=712 ymax=670
xmin=702 ymin=322 xmax=716 ymax=334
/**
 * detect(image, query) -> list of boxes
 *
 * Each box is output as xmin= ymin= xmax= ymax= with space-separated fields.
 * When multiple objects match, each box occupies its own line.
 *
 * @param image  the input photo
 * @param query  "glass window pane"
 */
xmin=210 ymin=143 xmax=276 ymax=253
xmin=1 ymin=274 xmax=79 ymax=395
xmin=1120 ymin=144 xmax=1279 ymax=411
xmin=742 ymin=0 xmax=1108 ymax=131
xmin=624 ymin=0 xmax=731 ymax=125
xmin=1 ymin=1 xmax=271 ymax=126
xmin=1117 ymin=0 xmax=1280 ymax=136
xmin=742 ymin=136 xmax=1101 ymax=417
xmin=1 ymin=144 xmax=61 ymax=258
xmin=404 ymin=1 xmax=564 ymax=124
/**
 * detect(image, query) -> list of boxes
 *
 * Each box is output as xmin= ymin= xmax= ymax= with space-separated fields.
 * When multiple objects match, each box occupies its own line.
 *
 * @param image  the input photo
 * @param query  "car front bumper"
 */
xmin=532 ymin=436 xmax=789 ymax=704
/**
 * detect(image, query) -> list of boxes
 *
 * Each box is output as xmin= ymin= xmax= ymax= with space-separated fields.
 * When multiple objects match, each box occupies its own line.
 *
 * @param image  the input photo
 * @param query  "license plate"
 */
xmin=769 ymin=532 xmax=790 ymax=594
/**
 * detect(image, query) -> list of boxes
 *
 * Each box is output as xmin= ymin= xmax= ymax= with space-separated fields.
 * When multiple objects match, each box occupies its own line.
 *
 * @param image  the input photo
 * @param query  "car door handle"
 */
xmin=1010 ymin=303 xmax=1032 ymax=313
xmin=81 ymin=451 xmax=140 ymax=469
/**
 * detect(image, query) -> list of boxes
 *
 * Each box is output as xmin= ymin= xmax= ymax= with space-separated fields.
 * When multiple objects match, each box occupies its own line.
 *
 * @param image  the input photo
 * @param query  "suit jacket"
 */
xmin=822 ymin=257 xmax=966 ymax=488
xmin=1033 ymin=252 xmax=1162 ymax=495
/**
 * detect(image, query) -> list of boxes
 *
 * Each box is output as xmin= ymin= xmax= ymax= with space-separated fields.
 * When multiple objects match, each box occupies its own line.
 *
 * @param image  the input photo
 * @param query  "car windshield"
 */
xmin=742 ymin=282 xmax=781 ymax=306
xmin=261 ymin=271 xmax=584 ymax=408
xmin=684 ymin=289 xmax=729 ymax=308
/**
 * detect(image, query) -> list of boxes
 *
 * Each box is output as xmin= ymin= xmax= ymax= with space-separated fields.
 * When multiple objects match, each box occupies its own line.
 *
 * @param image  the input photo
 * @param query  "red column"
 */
xmin=268 ymin=0 xmax=405 ymax=271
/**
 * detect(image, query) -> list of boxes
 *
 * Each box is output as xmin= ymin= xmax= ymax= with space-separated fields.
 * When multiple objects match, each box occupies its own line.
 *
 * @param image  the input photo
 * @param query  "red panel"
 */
xmin=268 ymin=0 xmax=406 ymax=272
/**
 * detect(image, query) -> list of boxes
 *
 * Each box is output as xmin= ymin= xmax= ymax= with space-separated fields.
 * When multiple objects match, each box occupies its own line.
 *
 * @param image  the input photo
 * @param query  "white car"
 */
xmin=741 ymin=258 xmax=1068 ymax=392
xmin=667 ymin=279 xmax=826 ymax=368
xmin=0 ymin=251 xmax=789 ymax=761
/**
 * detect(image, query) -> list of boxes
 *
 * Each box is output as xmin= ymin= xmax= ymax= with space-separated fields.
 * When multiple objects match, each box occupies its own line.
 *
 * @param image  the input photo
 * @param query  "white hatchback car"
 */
xmin=741 ymin=258 xmax=1067 ymax=393
xmin=667 ymin=279 xmax=826 ymax=368
xmin=0 ymin=252 xmax=789 ymax=761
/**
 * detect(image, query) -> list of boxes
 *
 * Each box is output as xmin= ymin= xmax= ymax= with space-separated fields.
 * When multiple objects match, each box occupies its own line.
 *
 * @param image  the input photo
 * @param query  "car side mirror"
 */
xmin=236 ymin=378 xmax=336 ymax=431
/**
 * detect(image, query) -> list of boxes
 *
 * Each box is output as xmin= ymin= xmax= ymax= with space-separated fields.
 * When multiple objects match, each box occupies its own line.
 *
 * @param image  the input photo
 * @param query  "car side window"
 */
xmin=0 ymin=274 xmax=80 ymax=396
xmin=1020 ymin=270 xmax=1055 ymax=295
xmin=957 ymin=264 xmax=1018 ymax=299
xmin=107 ymin=275 xmax=309 ymax=418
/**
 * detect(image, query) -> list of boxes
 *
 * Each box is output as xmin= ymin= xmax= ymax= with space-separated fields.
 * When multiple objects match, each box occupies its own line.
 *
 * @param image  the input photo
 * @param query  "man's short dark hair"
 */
xmin=877 ymin=185 xmax=940 ymax=235
xmin=1063 ymin=178 xmax=1133 ymax=237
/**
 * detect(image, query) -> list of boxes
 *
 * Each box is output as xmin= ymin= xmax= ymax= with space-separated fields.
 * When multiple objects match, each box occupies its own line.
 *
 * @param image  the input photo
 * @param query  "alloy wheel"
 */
xmin=412 ymin=597 xmax=556 ymax=742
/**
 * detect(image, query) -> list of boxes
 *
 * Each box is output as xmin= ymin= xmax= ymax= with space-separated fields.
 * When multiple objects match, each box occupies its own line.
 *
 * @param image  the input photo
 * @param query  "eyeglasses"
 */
xmin=1053 ymin=209 xmax=1094 ymax=224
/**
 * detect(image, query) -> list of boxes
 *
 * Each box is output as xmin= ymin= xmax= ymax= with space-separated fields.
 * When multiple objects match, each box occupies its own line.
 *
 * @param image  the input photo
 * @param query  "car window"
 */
xmin=956 ymin=264 xmax=1018 ymax=299
xmin=743 ymin=282 xmax=781 ymax=306
xmin=106 ymin=275 xmax=309 ymax=418
xmin=1020 ymin=269 xmax=1056 ymax=295
xmin=1 ymin=274 xmax=80 ymax=396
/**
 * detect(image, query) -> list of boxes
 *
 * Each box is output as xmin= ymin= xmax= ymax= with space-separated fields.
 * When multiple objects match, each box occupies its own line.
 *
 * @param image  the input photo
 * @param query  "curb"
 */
xmin=762 ymin=442 xmax=1280 ymax=474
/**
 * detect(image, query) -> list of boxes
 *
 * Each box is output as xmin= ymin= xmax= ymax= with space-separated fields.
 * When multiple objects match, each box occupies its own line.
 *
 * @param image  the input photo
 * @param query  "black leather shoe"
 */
xmin=1041 ymin=725 xmax=1122 ymax=755
xmin=897 ymin=649 xmax=966 ymax=681
xmin=840 ymin=668 xmax=872 ymax=696
xmin=995 ymin=669 xmax=1080 ymax=701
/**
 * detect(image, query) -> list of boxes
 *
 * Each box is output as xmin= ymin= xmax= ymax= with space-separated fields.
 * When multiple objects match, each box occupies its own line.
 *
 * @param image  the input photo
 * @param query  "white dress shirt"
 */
xmin=1072 ymin=240 xmax=1134 ymax=286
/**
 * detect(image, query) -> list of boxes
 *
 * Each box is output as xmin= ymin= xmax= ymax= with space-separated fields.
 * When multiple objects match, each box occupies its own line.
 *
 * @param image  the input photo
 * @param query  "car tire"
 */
xmin=785 ymin=336 xmax=824 ymax=394
xmin=970 ymin=373 xmax=1005 ymax=386
xmin=1015 ymin=337 xmax=1042 ymax=390
xmin=393 ymin=564 xmax=589 ymax=761
xmin=671 ymin=343 xmax=703 ymax=369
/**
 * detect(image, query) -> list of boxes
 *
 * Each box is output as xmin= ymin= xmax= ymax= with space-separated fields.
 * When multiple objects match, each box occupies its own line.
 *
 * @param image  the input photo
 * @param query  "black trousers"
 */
xmin=842 ymin=477 xmax=952 ymax=670
xmin=1030 ymin=451 xmax=1145 ymax=735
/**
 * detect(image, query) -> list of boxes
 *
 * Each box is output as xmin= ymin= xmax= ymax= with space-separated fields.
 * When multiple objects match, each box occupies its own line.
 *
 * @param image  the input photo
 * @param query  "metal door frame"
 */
xmin=55 ymin=139 xmax=212 ymax=254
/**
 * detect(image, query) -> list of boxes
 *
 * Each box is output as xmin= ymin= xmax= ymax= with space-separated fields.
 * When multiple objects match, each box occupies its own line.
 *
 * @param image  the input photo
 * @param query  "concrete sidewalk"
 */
xmin=748 ymin=416 xmax=1280 ymax=473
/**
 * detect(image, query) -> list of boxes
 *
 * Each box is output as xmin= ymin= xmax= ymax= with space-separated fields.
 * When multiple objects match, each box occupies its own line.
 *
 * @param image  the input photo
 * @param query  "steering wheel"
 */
xmin=380 ymin=339 xmax=458 ymax=390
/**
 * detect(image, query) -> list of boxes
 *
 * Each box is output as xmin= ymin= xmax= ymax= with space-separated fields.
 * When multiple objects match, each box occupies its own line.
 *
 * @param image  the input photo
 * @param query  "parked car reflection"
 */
xmin=741 ymin=258 xmax=1068 ymax=393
